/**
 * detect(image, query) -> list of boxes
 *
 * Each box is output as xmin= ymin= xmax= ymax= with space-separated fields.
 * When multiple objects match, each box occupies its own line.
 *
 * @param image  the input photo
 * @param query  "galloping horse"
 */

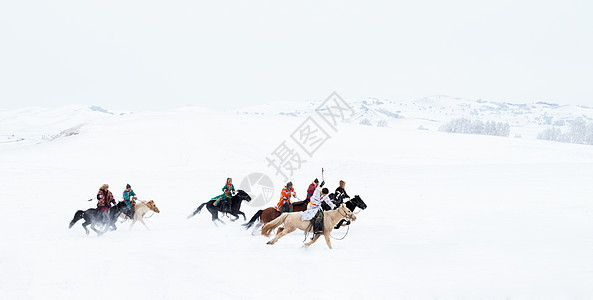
xmin=243 ymin=199 xmax=310 ymax=233
xmin=69 ymin=201 xmax=128 ymax=236
xmin=187 ymin=190 xmax=251 ymax=225
xmin=261 ymin=204 xmax=356 ymax=249
xmin=120 ymin=200 xmax=160 ymax=231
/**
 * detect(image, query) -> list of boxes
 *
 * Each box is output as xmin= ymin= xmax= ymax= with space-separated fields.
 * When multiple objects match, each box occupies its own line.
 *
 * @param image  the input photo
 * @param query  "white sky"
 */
xmin=0 ymin=0 xmax=592 ymax=111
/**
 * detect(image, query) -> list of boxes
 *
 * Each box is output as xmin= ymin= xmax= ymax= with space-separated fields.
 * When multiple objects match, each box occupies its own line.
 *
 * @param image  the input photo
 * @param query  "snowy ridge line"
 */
xmin=236 ymin=96 xmax=593 ymax=138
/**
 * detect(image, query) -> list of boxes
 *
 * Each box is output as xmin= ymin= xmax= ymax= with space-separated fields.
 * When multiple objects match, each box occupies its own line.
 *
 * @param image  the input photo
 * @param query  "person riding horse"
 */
xmin=275 ymin=182 xmax=296 ymax=213
xmin=300 ymin=184 xmax=334 ymax=234
xmin=212 ymin=178 xmax=235 ymax=213
xmin=97 ymin=184 xmax=115 ymax=222
xmin=305 ymin=178 xmax=319 ymax=201
xmin=333 ymin=180 xmax=350 ymax=206
xmin=122 ymin=184 xmax=138 ymax=219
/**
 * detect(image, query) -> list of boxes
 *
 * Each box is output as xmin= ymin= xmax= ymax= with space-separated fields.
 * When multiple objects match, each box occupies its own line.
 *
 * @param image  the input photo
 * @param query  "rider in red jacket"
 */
xmin=97 ymin=184 xmax=115 ymax=213
xmin=305 ymin=178 xmax=319 ymax=201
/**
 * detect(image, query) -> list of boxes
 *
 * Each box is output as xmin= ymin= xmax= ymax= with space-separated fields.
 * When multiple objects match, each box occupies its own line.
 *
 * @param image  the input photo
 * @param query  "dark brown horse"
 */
xmin=243 ymin=199 xmax=310 ymax=233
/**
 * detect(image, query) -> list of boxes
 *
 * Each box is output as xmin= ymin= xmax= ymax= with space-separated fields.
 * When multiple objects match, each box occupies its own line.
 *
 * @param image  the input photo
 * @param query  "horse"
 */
xmin=247 ymin=195 xmax=367 ymax=234
xmin=261 ymin=204 xmax=356 ymax=249
xmin=242 ymin=199 xmax=310 ymax=233
xmin=187 ymin=190 xmax=252 ymax=225
xmin=325 ymin=195 xmax=367 ymax=229
xmin=69 ymin=201 xmax=128 ymax=236
xmin=119 ymin=200 xmax=160 ymax=231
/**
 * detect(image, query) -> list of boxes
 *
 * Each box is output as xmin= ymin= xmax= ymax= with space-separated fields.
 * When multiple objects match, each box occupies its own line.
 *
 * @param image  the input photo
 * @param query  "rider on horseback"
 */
xmin=305 ymin=179 xmax=319 ymax=201
xmin=212 ymin=178 xmax=235 ymax=213
xmin=300 ymin=182 xmax=334 ymax=234
xmin=333 ymin=180 xmax=350 ymax=206
xmin=122 ymin=184 xmax=137 ymax=219
xmin=97 ymin=184 xmax=115 ymax=223
xmin=275 ymin=182 xmax=296 ymax=213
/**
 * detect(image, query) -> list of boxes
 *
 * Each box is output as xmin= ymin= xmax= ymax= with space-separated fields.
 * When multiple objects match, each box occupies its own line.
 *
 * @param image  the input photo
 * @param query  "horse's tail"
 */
xmin=243 ymin=210 xmax=263 ymax=229
xmin=261 ymin=213 xmax=289 ymax=237
xmin=69 ymin=210 xmax=84 ymax=228
xmin=187 ymin=202 xmax=208 ymax=219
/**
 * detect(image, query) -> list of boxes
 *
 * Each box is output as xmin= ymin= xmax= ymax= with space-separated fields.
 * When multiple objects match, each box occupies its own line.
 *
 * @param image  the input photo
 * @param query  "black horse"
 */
xmin=69 ymin=201 xmax=128 ymax=236
xmin=187 ymin=190 xmax=252 ymax=225
xmin=323 ymin=195 xmax=367 ymax=229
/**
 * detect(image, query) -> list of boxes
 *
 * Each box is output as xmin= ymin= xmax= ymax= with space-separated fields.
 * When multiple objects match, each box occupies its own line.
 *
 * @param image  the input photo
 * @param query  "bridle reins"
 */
xmin=338 ymin=206 xmax=354 ymax=221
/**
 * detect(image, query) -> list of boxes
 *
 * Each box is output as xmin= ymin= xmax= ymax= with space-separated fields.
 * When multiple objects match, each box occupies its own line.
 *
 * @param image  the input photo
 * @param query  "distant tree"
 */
xmin=537 ymin=127 xmax=562 ymax=141
xmin=537 ymin=117 xmax=593 ymax=145
xmin=439 ymin=118 xmax=510 ymax=137
xmin=377 ymin=120 xmax=388 ymax=127
xmin=359 ymin=119 xmax=372 ymax=126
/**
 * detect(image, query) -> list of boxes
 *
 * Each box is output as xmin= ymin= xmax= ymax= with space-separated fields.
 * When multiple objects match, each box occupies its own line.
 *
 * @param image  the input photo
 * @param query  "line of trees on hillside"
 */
xmin=439 ymin=118 xmax=510 ymax=137
xmin=537 ymin=117 xmax=593 ymax=145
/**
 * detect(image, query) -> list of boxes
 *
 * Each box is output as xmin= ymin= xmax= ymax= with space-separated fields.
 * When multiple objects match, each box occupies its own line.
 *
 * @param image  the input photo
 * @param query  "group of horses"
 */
xmin=69 ymin=189 xmax=367 ymax=248
xmin=69 ymin=200 xmax=160 ymax=236
xmin=187 ymin=189 xmax=367 ymax=248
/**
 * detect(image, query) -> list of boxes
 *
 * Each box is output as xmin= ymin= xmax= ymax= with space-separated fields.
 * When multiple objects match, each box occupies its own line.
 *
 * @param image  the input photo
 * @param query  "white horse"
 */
xmin=261 ymin=204 xmax=356 ymax=249
xmin=119 ymin=200 xmax=160 ymax=230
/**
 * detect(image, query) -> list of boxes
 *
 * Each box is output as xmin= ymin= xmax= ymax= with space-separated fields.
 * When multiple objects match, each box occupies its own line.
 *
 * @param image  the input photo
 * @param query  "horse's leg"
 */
xmin=304 ymin=234 xmax=322 ymax=247
xmin=206 ymin=205 xmax=221 ymax=225
xmin=139 ymin=218 xmax=150 ymax=231
xmin=334 ymin=219 xmax=345 ymax=229
xmin=213 ymin=218 xmax=225 ymax=227
xmin=211 ymin=211 xmax=225 ymax=226
xmin=130 ymin=218 xmax=137 ymax=230
xmin=230 ymin=214 xmax=239 ymax=222
xmin=91 ymin=223 xmax=101 ymax=235
xmin=267 ymin=225 xmax=295 ymax=245
xmin=82 ymin=221 xmax=91 ymax=235
xmin=96 ymin=224 xmax=106 ymax=236
xmin=237 ymin=211 xmax=246 ymax=221
xmin=323 ymin=233 xmax=333 ymax=249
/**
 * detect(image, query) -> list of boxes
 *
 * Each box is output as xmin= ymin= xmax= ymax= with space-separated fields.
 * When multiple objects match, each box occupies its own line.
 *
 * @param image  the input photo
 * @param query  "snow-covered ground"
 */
xmin=1 ymin=106 xmax=593 ymax=299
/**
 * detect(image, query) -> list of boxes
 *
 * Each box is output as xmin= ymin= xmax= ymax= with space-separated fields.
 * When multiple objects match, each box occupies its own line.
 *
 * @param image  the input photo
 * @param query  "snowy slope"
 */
xmin=1 ymin=107 xmax=593 ymax=299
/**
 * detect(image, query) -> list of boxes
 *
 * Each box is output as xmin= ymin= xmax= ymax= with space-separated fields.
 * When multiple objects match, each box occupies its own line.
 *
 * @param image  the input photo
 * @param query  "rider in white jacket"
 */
xmin=300 ymin=186 xmax=334 ymax=221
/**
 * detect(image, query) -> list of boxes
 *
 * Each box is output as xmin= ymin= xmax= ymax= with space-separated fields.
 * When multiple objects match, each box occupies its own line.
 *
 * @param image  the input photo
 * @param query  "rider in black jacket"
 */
xmin=333 ymin=180 xmax=349 ymax=206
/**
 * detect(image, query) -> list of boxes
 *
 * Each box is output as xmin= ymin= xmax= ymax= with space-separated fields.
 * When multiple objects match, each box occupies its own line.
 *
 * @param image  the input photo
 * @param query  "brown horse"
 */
xmin=243 ymin=199 xmax=310 ymax=233
xmin=261 ymin=204 xmax=356 ymax=249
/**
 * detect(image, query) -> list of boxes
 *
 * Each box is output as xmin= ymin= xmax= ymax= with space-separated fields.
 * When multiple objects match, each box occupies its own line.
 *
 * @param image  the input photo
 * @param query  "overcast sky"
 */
xmin=0 ymin=0 xmax=591 ymax=111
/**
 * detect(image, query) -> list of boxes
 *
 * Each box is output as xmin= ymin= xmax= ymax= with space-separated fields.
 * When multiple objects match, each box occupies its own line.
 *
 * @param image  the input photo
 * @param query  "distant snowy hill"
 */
xmin=3 ymin=96 xmax=593 ymax=148
xmin=236 ymin=95 xmax=593 ymax=138
xmin=0 ymin=106 xmax=121 ymax=147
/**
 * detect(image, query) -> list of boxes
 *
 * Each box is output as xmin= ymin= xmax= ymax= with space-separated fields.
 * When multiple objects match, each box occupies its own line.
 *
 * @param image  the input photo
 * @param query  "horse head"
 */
xmin=146 ymin=200 xmax=160 ymax=213
xmin=338 ymin=204 xmax=356 ymax=221
xmin=352 ymin=195 xmax=367 ymax=210
xmin=234 ymin=190 xmax=252 ymax=202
